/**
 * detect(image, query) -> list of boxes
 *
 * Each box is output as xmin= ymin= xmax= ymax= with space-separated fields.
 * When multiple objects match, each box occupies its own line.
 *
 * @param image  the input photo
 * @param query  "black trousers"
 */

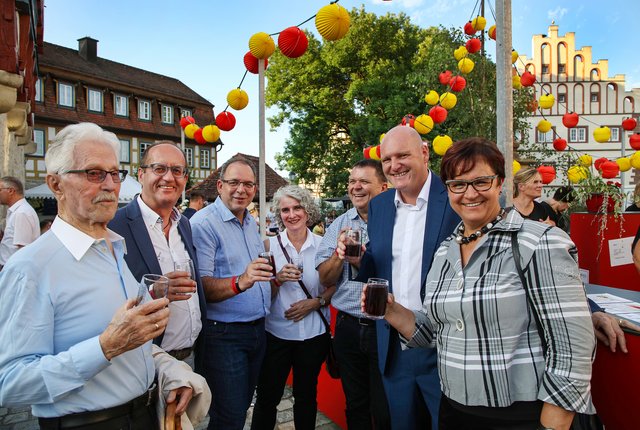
xmin=38 ymin=403 xmax=156 ymax=430
xmin=333 ymin=311 xmax=391 ymax=430
xmin=439 ymin=394 xmax=541 ymax=430
xmin=251 ymin=331 xmax=329 ymax=430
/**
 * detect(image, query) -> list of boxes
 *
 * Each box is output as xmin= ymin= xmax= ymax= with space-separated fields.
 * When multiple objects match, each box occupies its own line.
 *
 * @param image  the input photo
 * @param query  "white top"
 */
xmin=265 ymin=230 xmax=329 ymax=341
xmin=0 ymin=198 xmax=40 ymax=265
xmin=391 ymin=173 xmax=432 ymax=311
xmin=137 ymin=196 xmax=201 ymax=351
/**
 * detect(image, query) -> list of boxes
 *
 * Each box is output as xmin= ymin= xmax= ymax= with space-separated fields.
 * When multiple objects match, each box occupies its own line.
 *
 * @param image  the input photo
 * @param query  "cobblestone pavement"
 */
xmin=1 ymin=387 xmax=341 ymax=430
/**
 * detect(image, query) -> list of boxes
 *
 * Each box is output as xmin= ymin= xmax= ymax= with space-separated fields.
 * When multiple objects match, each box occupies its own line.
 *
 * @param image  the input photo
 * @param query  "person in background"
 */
xmin=0 ymin=176 xmax=39 ymax=270
xmin=512 ymin=167 xmax=552 ymax=224
xmin=39 ymin=219 xmax=53 ymax=235
xmin=251 ymin=185 xmax=334 ymax=430
xmin=633 ymin=226 xmax=640 ymax=273
xmin=183 ymin=190 xmax=206 ymax=219
xmin=625 ymin=183 xmax=640 ymax=211
xmin=539 ymin=185 xmax=574 ymax=233
xmin=316 ymin=159 xmax=391 ymax=429
xmin=312 ymin=220 xmax=325 ymax=236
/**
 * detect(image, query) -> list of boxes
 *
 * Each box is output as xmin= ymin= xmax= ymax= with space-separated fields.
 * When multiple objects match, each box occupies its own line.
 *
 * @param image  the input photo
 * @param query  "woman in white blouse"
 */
xmin=251 ymin=185 xmax=335 ymax=430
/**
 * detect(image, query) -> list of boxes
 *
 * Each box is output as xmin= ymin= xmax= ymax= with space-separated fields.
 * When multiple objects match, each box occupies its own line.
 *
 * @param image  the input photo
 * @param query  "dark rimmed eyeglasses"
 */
xmin=445 ymin=175 xmax=499 ymax=194
xmin=63 ymin=169 xmax=128 ymax=183
xmin=140 ymin=163 xmax=189 ymax=178
xmin=220 ymin=179 xmax=256 ymax=189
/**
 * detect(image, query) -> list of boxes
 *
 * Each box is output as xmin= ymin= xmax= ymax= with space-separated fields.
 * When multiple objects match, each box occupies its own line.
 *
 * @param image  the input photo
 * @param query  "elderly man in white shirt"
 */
xmin=0 ymin=176 xmax=39 ymax=269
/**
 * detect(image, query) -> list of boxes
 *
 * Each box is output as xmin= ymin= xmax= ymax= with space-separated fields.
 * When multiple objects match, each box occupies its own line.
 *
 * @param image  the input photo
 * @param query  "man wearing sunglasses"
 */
xmin=110 ymin=143 xmax=207 ymax=373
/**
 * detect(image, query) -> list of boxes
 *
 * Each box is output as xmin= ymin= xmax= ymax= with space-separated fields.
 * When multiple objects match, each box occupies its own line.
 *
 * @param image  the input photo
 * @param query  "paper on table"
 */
xmin=588 ymin=293 xmax=632 ymax=305
xmin=617 ymin=313 xmax=640 ymax=325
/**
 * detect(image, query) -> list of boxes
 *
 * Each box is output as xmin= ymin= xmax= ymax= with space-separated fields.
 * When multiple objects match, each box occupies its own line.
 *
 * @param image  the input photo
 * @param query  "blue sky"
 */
xmin=43 ymin=0 xmax=640 ymax=174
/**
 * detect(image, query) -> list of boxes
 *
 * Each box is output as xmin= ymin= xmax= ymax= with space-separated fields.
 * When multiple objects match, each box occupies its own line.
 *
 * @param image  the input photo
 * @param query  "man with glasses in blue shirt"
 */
xmin=190 ymin=156 xmax=272 ymax=430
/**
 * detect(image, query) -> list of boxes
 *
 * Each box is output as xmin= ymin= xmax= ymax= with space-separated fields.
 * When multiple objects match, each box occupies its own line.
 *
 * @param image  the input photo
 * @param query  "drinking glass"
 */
xmin=174 ymin=258 xmax=195 ymax=296
xmin=363 ymin=278 xmax=389 ymax=319
xmin=142 ymin=274 xmax=170 ymax=299
xmin=345 ymin=229 xmax=362 ymax=258
xmin=259 ymin=251 xmax=277 ymax=279
xmin=293 ymin=256 xmax=304 ymax=276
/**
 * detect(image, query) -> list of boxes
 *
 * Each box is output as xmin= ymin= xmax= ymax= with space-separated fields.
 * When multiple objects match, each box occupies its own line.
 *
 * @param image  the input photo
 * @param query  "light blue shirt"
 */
xmin=315 ymin=207 xmax=369 ymax=318
xmin=0 ymin=217 xmax=154 ymax=417
xmin=190 ymin=197 xmax=270 ymax=322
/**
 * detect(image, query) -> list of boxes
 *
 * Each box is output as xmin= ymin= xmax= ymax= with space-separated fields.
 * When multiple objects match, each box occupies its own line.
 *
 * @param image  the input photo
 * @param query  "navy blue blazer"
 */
xmin=108 ymin=198 xmax=207 ymax=372
xmin=358 ymin=174 xmax=460 ymax=375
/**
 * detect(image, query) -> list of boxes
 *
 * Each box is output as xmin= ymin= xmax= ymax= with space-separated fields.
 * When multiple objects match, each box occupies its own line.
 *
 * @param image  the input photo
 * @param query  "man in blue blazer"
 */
xmin=109 ymin=143 xmax=207 ymax=373
xmin=355 ymin=126 xmax=460 ymax=429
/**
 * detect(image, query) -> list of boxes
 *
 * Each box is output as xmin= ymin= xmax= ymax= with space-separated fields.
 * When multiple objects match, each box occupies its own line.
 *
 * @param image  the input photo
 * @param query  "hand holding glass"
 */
xmin=293 ymin=256 xmax=304 ymax=275
xmin=142 ymin=274 xmax=170 ymax=299
xmin=174 ymin=258 xmax=196 ymax=296
xmin=259 ymin=251 xmax=277 ymax=279
xmin=364 ymin=278 xmax=389 ymax=319
xmin=345 ymin=229 xmax=362 ymax=258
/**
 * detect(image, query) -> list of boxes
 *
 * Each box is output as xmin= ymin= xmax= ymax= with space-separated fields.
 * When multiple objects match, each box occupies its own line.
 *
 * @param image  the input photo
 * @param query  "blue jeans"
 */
xmin=204 ymin=319 xmax=266 ymax=430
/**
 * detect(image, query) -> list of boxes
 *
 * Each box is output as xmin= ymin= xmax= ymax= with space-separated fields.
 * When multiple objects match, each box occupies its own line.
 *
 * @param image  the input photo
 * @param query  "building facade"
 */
xmin=517 ymin=24 xmax=639 ymax=194
xmin=28 ymin=38 xmax=217 ymax=188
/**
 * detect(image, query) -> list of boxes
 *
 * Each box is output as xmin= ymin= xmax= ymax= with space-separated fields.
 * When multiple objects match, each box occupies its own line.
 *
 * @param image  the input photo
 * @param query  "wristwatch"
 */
xmin=317 ymin=296 xmax=327 ymax=307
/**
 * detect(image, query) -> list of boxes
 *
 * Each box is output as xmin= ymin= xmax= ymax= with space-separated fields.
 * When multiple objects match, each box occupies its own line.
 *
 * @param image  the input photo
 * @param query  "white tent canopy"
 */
xmin=25 ymin=175 xmax=142 ymax=203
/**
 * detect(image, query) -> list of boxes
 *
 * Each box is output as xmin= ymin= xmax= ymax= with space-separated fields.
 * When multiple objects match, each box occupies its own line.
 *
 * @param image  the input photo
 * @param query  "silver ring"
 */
xmin=155 ymin=323 xmax=160 ymax=330
xmin=618 ymin=319 xmax=624 ymax=326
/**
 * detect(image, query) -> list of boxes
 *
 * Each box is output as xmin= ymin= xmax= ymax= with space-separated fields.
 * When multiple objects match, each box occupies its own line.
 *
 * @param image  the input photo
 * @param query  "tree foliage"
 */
xmin=266 ymin=7 xmax=532 ymax=196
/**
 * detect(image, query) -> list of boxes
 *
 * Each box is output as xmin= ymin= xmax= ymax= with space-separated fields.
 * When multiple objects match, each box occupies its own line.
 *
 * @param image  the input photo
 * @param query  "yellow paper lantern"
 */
xmin=539 ymin=94 xmax=555 ymax=109
xmin=453 ymin=46 xmax=468 ymax=61
xmin=433 ymin=135 xmax=453 ymax=156
xmin=227 ymin=88 xmax=249 ymax=110
xmin=512 ymin=75 xmax=522 ymax=89
xmin=593 ymin=126 xmax=611 ymax=143
xmin=369 ymin=146 xmax=380 ymax=160
xmin=439 ymin=92 xmax=457 ymax=110
xmin=511 ymin=50 xmax=519 ymax=64
xmin=249 ymin=32 xmax=275 ymax=60
xmin=184 ymin=123 xmax=199 ymax=139
xmin=424 ymin=90 xmax=439 ymax=106
xmin=631 ymin=152 xmax=640 ymax=169
xmin=537 ymin=119 xmax=552 ymax=133
xmin=315 ymin=3 xmax=350 ymax=41
xmin=458 ymin=58 xmax=475 ymax=74
xmin=616 ymin=157 xmax=632 ymax=172
xmin=577 ymin=154 xmax=593 ymax=167
xmin=379 ymin=133 xmax=385 ymax=143
xmin=413 ymin=114 xmax=434 ymax=135
xmin=202 ymin=125 xmax=221 ymax=143
xmin=471 ymin=16 xmax=487 ymax=31
xmin=567 ymin=165 xmax=588 ymax=183
xmin=513 ymin=160 xmax=521 ymax=174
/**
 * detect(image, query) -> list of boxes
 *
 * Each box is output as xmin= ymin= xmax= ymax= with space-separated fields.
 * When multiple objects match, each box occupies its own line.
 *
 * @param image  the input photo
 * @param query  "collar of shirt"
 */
xmin=394 ymin=170 xmax=432 ymax=210
xmin=346 ymin=207 xmax=363 ymax=222
xmin=214 ymin=196 xmax=252 ymax=225
xmin=7 ymin=198 xmax=28 ymax=215
xmin=50 ymin=216 xmax=125 ymax=261
xmin=137 ymin=195 xmax=181 ymax=230
xmin=279 ymin=228 xmax=315 ymax=256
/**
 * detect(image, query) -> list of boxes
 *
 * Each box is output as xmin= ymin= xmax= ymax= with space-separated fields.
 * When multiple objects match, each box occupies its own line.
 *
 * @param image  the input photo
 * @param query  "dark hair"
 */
xmin=189 ymin=190 xmax=205 ymax=200
xmin=553 ymin=186 xmax=575 ymax=203
xmin=140 ymin=141 xmax=186 ymax=166
xmin=219 ymin=156 xmax=257 ymax=181
xmin=352 ymin=159 xmax=386 ymax=183
xmin=0 ymin=176 xmax=24 ymax=195
xmin=440 ymin=137 xmax=505 ymax=182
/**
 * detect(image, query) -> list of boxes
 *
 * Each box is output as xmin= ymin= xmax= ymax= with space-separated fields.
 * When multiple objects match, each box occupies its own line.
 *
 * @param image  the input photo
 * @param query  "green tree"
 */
xmin=266 ymin=7 xmax=531 ymax=196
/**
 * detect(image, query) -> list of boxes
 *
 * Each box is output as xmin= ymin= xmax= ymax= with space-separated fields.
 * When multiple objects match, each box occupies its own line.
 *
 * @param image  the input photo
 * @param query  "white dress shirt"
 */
xmin=137 ymin=196 xmax=201 ymax=351
xmin=391 ymin=172 xmax=432 ymax=311
xmin=0 ymin=198 xmax=40 ymax=265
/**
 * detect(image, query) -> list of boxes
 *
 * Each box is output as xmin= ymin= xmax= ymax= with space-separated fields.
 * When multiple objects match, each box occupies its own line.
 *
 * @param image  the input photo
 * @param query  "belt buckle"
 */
xmin=359 ymin=318 xmax=369 ymax=326
xmin=146 ymin=382 xmax=157 ymax=407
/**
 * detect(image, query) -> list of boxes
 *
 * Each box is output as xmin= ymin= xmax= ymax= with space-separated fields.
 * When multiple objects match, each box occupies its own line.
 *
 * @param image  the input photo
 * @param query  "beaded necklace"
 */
xmin=455 ymin=208 xmax=506 ymax=245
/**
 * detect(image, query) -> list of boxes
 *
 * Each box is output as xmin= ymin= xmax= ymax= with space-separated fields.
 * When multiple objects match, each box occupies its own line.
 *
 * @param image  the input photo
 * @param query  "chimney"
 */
xmin=77 ymin=37 xmax=98 ymax=62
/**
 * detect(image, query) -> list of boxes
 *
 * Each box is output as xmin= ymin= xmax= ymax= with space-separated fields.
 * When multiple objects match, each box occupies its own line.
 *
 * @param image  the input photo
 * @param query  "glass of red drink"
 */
xmin=345 ymin=229 xmax=362 ymax=258
xmin=259 ymin=251 xmax=277 ymax=279
xmin=364 ymin=278 xmax=388 ymax=319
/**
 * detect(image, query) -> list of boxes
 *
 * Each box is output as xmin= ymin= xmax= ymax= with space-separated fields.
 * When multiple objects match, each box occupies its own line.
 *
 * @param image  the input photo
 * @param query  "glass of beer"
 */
xmin=364 ymin=278 xmax=389 ymax=319
xmin=345 ymin=229 xmax=362 ymax=258
xmin=259 ymin=251 xmax=277 ymax=279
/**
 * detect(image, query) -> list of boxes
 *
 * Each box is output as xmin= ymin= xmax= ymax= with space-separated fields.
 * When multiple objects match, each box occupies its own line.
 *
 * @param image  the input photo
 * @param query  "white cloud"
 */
xmin=547 ymin=6 xmax=568 ymax=21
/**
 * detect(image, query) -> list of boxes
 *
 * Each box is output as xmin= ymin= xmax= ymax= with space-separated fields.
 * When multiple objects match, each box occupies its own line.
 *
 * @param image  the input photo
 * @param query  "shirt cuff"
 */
xmin=68 ymin=335 xmax=111 ymax=380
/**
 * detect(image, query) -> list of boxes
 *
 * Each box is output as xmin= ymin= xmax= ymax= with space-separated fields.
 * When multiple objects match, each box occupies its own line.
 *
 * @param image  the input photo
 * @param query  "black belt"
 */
xmin=210 ymin=317 xmax=265 ymax=326
xmin=338 ymin=311 xmax=376 ymax=327
xmin=38 ymin=383 xmax=157 ymax=429
xmin=167 ymin=346 xmax=194 ymax=361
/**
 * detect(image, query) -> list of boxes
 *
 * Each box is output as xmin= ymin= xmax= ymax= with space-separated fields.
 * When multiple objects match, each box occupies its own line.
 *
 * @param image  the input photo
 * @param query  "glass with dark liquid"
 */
xmin=259 ymin=251 xmax=277 ymax=279
xmin=345 ymin=229 xmax=362 ymax=258
xmin=364 ymin=278 xmax=389 ymax=319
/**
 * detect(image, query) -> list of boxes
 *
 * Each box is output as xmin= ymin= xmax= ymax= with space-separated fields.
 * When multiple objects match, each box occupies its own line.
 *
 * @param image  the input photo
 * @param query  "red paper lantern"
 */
xmin=429 ymin=105 xmax=448 ymax=124
xmin=520 ymin=71 xmax=535 ymax=87
xmin=537 ymin=165 xmax=556 ymax=184
xmin=622 ymin=117 xmax=638 ymax=131
xmin=594 ymin=157 xmax=608 ymax=171
xmin=630 ymin=133 xmax=640 ymax=150
xmin=439 ymin=70 xmax=452 ymax=86
xmin=465 ymin=38 xmax=481 ymax=54
xmin=600 ymin=161 xmax=620 ymax=179
xmin=180 ymin=116 xmax=195 ymax=129
xmin=243 ymin=51 xmax=268 ymax=74
xmin=463 ymin=21 xmax=476 ymax=35
xmin=401 ymin=114 xmax=416 ymax=127
xmin=448 ymin=75 xmax=466 ymax=92
xmin=215 ymin=111 xmax=236 ymax=131
xmin=553 ymin=138 xmax=567 ymax=151
xmin=194 ymin=128 xmax=207 ymax=145
xmin=278 ymin=26 xmax=309 ymax=58
xmin=562 ymin=112 xmax=579 ymax=128
xmin=363 ymin=147 xmax=373 ymax=159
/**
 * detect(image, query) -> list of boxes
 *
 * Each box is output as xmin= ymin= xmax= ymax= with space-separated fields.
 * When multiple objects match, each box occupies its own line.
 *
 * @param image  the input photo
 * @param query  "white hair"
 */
xmin=45 ymin=123 xmax=121 ymax=174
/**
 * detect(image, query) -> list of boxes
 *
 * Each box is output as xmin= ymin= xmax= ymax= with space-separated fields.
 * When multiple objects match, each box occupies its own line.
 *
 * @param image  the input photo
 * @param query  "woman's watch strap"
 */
xmin=317 ymin=296 xmax=327 ymax=307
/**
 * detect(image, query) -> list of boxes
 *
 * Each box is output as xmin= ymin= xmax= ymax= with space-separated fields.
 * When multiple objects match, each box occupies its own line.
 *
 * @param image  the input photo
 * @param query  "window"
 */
xmin=609 ymin=127 xmax=621 ymax=142
xmin=569 ymin=127 xmax=588 ymax=143
xmin=558 ymin=64 xmax=566 ymax=74
xmin=536 ymin=127 xmax=554 ymax=143
xmin=181 ymin=108 xmax=192 ymax=118
xmin=138 ymin=99 xmax=151 ymax=120
xmin=119 ymin=139 xmax=130 ymax=163
xmin=140 ymin=142 xmax=152 ymax=160
xmin=558 ymin=93 xmax=566 ymax=104
xmin=185 ymin=147 xmax=193 ymax=167
xmin=591 ymin=92 xmax=599 ymax=103
xmin=33 ymin=129 xmax=45 ymax=156
xmin=87 ymin=88 xmax=103 ymax=112
xmin=35 ymin=78 xmax=43 ymax=102
xmin=114 ymin=94 xmax=128 ymax=117
xmin=161 ymin=104 xmax=173 ymax=124
xmin=200 ymin=149 xmax=210 ymax=169
xmin=58 ymin=82 xmax=74 ymax=107
xmin=541 ymin=64 xmax=549 ymax=74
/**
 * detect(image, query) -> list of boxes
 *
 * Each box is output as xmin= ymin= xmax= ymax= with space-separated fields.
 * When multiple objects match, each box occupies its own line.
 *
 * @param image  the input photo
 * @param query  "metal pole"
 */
xmin=495 ymin=0 xmax=514 ymax=206
xmin=258 ymin=59 xmax=267 ymax=239
xmin=181 ymin=128 xmax=186 ymax=203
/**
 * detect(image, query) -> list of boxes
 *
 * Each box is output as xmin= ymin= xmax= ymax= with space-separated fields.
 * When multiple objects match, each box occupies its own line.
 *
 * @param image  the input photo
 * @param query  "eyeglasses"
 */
xmin=63 ymin=169 xmax=128 ymax=183
xmin=220 ymin=179 xmax=256 ymax=189
xmin=140 ymin=163 xmax=189 ymax=178
xmin=445 ymin=175 xmax=499 ymax=194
